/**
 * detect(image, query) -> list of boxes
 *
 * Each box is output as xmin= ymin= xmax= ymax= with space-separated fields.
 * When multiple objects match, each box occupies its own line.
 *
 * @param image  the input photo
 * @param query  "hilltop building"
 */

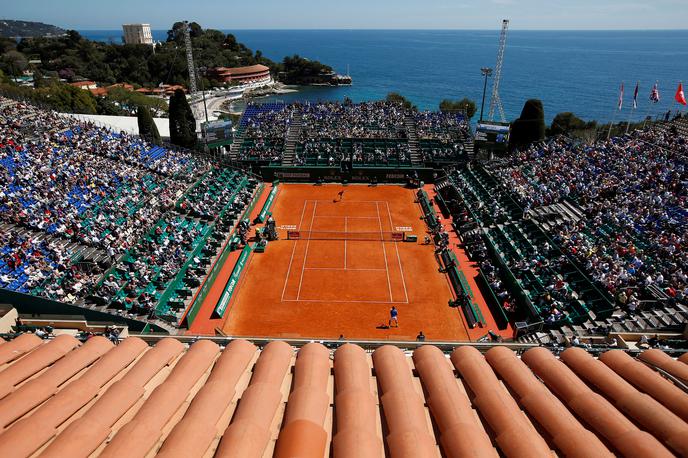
xmin=122 ymin=23 xmax=153 ymax=45
xmin=207 ymin=64 xmax=271 ymax=85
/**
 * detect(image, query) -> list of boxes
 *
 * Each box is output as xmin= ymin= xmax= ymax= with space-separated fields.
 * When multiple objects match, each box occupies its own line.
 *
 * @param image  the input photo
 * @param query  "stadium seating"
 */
xmin=236 ymin=101 xmax=469 ymax=167
xmin=0 ymin=97 xmax=258 ymax=323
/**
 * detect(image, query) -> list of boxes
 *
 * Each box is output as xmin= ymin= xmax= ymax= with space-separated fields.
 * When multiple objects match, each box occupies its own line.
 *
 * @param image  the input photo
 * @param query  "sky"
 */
xmin=2 ymin=0 xmax=687 ymax=30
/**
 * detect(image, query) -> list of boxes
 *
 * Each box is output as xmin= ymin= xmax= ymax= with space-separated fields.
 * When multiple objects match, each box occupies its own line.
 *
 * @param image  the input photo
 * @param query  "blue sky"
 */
xmin=3 ymin=0 xmax=687 ymax=30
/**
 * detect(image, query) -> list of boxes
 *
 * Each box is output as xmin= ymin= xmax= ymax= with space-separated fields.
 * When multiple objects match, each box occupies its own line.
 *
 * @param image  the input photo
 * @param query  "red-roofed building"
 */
xmin=207 ymin=64 xmax=271 ymax=84
xmin=68 ymin=81 xmax=97 ymax=90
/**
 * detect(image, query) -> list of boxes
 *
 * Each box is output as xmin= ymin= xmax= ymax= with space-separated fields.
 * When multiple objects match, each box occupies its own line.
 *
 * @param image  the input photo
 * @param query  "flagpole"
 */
xmin=642 ymin=101 xmax=652 ymax=129
xmin=626 ymin=107 xmax=635 ymax=133
xmin=608 ymin=82 xmax=623 ymax=140
xmin=626 ymin=81 xmax=638 ymax=134
xmin=607 ymin=109 xmax=618 ymax=140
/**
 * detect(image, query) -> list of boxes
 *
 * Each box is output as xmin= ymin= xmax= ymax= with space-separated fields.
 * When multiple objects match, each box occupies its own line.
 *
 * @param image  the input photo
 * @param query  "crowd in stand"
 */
xmin=239 ymin=103 xmax=295 ymax=162
xmin=352 ymin=142 xmax=411 ymax=165
xmin=0 ymin=231 xmax=103 ymax=302
xmin=492 ymin=126 xmax=688 ymax=308
xmin=0 ymin=97 xmax=256 ymax=318
xmin=300 ymin=101 xmax=406 ymax=139
xmin=420 ymin=143 xmax=465 ymax=162
xmin=94 ymin=215 xmax=208 ymax=316
xmin=178 ymin=168 xmax=256 ymax=220
xmin=414 ymin=111 xmax=469 ymax=140
xmin=238 ymin=101 xmax=470 ymax=165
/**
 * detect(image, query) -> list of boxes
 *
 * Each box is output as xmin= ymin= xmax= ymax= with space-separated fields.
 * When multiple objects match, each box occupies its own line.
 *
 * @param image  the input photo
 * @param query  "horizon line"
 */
xmin=72 ymin=27 xmax=688 ymax=32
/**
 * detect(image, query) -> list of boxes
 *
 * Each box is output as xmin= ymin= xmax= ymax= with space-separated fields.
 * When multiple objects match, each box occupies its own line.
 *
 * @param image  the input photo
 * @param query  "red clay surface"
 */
xmin=424 ymin=184 xmax=514 ymax=340
xmin=186 ymin=183 xmax=273 ymax=335
xmin=221 ymin=184 xmax=469 ymax=341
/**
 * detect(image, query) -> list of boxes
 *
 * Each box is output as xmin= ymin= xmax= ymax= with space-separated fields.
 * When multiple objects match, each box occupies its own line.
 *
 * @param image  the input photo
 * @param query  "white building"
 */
xmin=122 ymin=24 xmax=153 ymax=45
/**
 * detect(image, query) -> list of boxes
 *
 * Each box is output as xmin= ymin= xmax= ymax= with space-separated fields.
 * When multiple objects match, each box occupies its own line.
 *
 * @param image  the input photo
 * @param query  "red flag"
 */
xmin=676 ymin=82 xmax=687 ymax=106
xmin=618 ymin=82 xmax=624 ymax=110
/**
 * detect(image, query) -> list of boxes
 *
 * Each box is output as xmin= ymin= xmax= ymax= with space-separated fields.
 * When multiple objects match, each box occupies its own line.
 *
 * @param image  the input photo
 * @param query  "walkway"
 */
xmin=424 ymin=184 xmax=514 ymax=340
xmin=186 ymin=183 xmax=275 ymax=335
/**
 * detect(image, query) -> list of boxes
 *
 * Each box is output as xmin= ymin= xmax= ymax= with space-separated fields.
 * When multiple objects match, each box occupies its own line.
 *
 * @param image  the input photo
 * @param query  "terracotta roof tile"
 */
xmin=679 ymin=352 xmax=688 ymax=364
xmin=0 ymin=334 xmax=79 ymax=400
xmin=0 ymin=333 xmax=42 ymax=366
xmin=640 ymin=348 xmax=688 ymax=384
xmin=485 ymin=346 xmax=612 ymax=457
xmin=522 ymin=346 xmax=675 ymax=458
xmin=600 ymin=349 xmax=688 ymax=423
xmin=0 ymin=335 xmax=686 ymax=457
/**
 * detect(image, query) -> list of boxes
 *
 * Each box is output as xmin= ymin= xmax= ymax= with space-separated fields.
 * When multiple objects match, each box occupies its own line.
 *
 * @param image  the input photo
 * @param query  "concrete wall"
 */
xmin=62 ymin=113 xmax=171 ymax=139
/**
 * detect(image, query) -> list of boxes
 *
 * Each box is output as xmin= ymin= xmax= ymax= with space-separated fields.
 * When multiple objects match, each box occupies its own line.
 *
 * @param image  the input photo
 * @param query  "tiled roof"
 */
xmin=0 ymin=336 xmax=686 ymax=457
xmin=212 ymin=64 xmax=270 ymax=76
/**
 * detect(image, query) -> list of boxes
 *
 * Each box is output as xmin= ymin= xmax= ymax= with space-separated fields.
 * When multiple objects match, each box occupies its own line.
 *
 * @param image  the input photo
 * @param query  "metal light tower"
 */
xmin=183 ymin=21 xmax=198 ymax=94
xmin=488 ymin=19 xmax=509 ymax=123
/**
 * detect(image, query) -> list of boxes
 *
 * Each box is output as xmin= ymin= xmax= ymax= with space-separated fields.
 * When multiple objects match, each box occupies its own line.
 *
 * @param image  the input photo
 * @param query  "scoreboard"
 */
xmin=475 ymin=122 xmax=510 ymax=151
xmin=203 ymin=119 xmax=233 ymax=143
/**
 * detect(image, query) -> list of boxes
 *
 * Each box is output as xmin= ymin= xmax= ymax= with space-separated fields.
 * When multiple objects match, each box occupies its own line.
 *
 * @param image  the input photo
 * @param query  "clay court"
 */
xmin=221 ymin=184 xmax=469 ymax=340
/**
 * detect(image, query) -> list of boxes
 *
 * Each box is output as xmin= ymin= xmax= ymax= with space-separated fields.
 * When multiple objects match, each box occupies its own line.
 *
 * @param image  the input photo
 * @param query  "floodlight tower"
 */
xmin=183 ymin=21 xmax=198 ymax=95
xmin=488 ymin=19 xmax=509 ymax=123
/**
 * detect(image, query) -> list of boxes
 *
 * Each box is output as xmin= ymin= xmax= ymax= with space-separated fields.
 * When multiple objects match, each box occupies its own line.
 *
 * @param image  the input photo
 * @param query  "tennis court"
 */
xmin=221 ymin=184 xmax=468 ymax=340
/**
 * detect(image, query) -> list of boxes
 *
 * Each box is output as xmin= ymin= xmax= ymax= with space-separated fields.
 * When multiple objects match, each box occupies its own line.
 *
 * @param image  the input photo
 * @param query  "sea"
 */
xmin=79 ymin=29 xmax=688 ymax=124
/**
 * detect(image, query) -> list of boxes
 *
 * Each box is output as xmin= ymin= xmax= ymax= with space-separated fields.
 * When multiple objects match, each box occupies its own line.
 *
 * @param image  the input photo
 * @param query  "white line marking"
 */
xmin=304 ymin=267 xmax=387 ymax=271
xmin=309 ymin=200 xmax=389 ymax=203
xmin=281 ymin=200 xmax=308 ymax=301
xmin=296 ymin=201 xmax=317 ymax=301
xmin=344 ymin=216 xmax=347 ymax=270
xmin=386 ymin=201 xmax=410 ymax=303
xmin=376 ymin=202 xmax=393 ymax=302
xmin=314 ymin=215 xmax=378 ymax=219
xmin=282 ymin=299 xmax=409 ymax=304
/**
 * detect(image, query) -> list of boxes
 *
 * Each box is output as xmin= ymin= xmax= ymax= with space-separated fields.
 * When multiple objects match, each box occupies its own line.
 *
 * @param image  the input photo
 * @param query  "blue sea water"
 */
xmin=79 ymin=29 xmax=688 ymax=124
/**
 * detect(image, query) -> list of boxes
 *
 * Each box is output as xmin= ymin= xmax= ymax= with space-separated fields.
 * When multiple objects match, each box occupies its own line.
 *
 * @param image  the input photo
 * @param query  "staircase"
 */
xmin=404 ymin=115 xmax=422 ymax=167
xmin=229 ymin=129 xmax=245 ymax=162
xmin=529 ymin=199 xmax=585 ymax=231
xmin=281 ymin=112 xmax=303 ymax=166
xmin=462 ymin=131 xmax=475 ymax=159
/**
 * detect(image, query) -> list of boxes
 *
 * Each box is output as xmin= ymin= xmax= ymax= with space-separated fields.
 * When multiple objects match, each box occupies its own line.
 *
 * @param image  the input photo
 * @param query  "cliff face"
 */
xmin=0 ymin=20 xmax=66 ymax=38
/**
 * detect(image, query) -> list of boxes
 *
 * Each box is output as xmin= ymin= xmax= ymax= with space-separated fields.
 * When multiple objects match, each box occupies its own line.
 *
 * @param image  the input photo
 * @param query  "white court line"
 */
xmin=304 ymin=267 xmax=387 ymax=271
xmin=344 ymin=216 xmax=347 ymax=270
xmin=313 ymin=215 xmax=378 ymax=219
xmin=386 ymin=201 xmax=410 ymax=303
xmin=309 ymin=199 xmax=389 ymax=203
xmin=282 ymin=298 xmax=408 ymax=304
xmin=296 ymin=201 xmax=318 ymax=301
xmin=281 ymin=200 xmax=308 ymax=301
xmin=376 ymin=202 xmax=393 ymax=302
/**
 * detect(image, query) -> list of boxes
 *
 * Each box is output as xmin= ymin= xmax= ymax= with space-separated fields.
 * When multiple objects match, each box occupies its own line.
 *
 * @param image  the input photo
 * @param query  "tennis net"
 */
xmin=287 ymin=231 xmax=405 ymax=242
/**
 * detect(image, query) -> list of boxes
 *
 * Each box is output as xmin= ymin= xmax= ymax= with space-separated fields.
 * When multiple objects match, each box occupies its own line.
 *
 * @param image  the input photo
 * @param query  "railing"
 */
xmin=128 ymin=333 xmax=540 ymax=353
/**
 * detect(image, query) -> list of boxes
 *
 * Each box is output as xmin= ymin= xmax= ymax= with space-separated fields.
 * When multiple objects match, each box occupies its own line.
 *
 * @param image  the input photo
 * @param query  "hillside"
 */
xmin=2 ymin=22 xmax=336 ymax=89
xmin=0 ymin=19 xmax=65 ymax=37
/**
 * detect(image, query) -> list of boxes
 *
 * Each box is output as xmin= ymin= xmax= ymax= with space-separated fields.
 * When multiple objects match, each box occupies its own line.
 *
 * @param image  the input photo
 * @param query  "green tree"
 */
xmin=439 ymin=98 xmax=477 ymax=119
xmin=169 ymin=89 xmax=196 ymax=148
xmin=137 ymin=105 xmax=162 ymax=145
xmin=1 ymin=50 xmax=28 ymax=76
xmin=386 ymin=92 xmax=416 ymax=111
xmin=508 ymin=99 xmax=545 ymax=152
xmin=106 ymin=87 xmax=168 ymax=115
xmin=549 ymin=112 xmax=586 ymax=136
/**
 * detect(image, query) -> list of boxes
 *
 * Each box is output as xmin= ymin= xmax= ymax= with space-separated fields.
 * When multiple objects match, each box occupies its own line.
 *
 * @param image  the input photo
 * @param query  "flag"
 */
xmin=618 ymin=82 xmax=624 ymax=110
xmin=633 ymin=82 xmax=639 ymax=109
xmin=676 ymin=82 xmax=687 ymax=106
xmin=650 ymin=82 xmax=660 ymax=103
